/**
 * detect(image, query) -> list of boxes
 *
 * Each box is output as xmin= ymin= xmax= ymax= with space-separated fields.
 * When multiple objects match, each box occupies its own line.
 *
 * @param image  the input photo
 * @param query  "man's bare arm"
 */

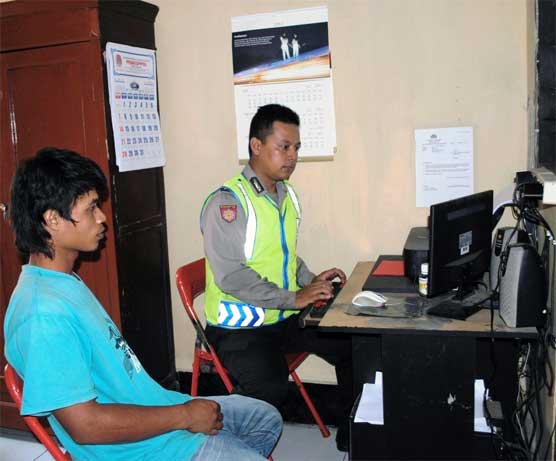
xmin=54 ymin=398 xmax=223 ymax=444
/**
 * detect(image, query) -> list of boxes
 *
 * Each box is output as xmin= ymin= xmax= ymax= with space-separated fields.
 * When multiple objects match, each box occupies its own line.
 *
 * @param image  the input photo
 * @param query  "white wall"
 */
xmin=151 ymin=0 xmax=533 ymax=383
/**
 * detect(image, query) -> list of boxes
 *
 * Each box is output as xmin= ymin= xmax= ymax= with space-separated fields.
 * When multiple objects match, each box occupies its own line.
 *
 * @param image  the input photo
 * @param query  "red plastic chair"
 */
xmin=4 ymin=363 xmax=72 ymax=460
xmin=176 ymin=258 xmax=330 ymax=438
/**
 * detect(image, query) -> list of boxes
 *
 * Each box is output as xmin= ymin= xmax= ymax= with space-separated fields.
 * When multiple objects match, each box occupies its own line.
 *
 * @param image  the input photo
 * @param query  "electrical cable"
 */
xmin=542 ymin=420 xmax=556 ymax=461
xmin=462 ymin=179 xmax=555 ymax=459
xmin=489 ymin=181 xmax=556 ymax=460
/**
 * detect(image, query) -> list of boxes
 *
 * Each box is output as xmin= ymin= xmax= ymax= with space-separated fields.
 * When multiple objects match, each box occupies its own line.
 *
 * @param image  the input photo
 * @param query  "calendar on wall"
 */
xmin=106 ymin=42 xmax=166 ymax=172
xmin=231 ymin=6 xmax=337 ymax=161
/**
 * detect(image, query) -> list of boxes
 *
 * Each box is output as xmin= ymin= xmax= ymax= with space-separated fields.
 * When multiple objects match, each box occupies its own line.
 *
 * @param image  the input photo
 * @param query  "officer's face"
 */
xmin=250 ymin=121 xmax=301 ymax=187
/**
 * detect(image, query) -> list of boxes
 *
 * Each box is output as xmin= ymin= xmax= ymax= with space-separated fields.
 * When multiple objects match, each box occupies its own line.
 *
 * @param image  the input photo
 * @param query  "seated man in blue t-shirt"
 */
xmin=3 ymin=147 xmax=282 ymax=461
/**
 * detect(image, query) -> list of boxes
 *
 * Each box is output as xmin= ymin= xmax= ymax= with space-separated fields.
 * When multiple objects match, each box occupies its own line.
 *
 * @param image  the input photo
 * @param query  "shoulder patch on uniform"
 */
xmin=219 ymin=205 xmax=237 ymax=223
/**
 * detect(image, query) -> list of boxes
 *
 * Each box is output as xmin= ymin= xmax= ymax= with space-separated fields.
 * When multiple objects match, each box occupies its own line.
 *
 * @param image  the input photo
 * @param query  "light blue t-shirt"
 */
xmin=4 ymin=265 xmax=206 ymax=461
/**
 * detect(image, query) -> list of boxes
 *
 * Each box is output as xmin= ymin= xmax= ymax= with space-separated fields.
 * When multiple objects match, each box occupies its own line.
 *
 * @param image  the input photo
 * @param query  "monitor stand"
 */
xmin=427 ymin=282 xmax=487 ymax=320
xmin=452 ymin=279 xmax=475 ymax=301
xmin=426 ymin=298 xmax=482 ymax=320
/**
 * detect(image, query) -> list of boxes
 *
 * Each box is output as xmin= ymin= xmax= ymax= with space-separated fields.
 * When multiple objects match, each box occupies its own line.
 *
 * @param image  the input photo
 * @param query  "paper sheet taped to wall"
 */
xmin=415 ymin=127 xmax=474 ymax=207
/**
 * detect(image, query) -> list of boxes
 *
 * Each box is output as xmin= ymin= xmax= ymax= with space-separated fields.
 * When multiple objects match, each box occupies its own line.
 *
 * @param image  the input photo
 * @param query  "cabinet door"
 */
xmin=0 ymin=40 xmax=120 ymax=428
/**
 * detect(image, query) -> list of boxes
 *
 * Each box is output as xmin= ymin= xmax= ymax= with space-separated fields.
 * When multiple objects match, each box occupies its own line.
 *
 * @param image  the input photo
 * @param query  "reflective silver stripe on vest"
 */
xmin=217 ymin=301 xmax=265 ymax=327
xmin=285 ymin=183 xmax=301 ymax=233
xmin=285 ymin=184 xmax=301 ymax=217
xmin=236 ymin=182 xmax=257 ymax=260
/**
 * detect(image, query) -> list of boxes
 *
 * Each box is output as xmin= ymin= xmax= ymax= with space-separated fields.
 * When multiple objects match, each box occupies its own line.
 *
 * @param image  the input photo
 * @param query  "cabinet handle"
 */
xmin=0 ymin=202 xmax=8 ymax=220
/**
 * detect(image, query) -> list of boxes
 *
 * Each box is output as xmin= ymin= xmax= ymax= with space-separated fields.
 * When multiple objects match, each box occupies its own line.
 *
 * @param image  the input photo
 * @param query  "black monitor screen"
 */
xmin=428 ymin=190 xmax=493 ymax=299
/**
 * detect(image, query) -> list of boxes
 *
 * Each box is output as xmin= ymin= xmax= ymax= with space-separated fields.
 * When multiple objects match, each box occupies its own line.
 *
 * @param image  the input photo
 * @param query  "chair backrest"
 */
xmin=176 ymin=258 xmax=210 ymax=348
xmin=4 ymin=363 xmax=72 ymax=461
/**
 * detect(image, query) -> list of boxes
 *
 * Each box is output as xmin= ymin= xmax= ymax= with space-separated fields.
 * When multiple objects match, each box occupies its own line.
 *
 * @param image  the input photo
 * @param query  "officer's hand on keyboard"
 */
xmin=295 ymin=279 xmax=338 ymax=308
xmin=312 ymin=299 xmax=328 ymax=308
xmin=308 ymin=282 xmax=344 ymax=318
xmin=313 ymin=268 xmax=347 ymax=286
xmin=298 ymin=281 xmax=345 ymax=326
xmin=312 ymin=281 xmax=343 ymax=308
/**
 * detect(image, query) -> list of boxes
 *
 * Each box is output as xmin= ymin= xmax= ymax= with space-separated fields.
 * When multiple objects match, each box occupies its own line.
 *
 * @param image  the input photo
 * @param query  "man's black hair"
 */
xmin=248 ymin=104 xmax=300 ymax=157
xmin=9 ymin=147 xmax=108 ymax=258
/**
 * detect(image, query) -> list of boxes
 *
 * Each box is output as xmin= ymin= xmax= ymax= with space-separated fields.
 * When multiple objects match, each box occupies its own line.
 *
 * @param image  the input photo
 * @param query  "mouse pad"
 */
xmin=343 ymin=294 xmax=426 ymax=318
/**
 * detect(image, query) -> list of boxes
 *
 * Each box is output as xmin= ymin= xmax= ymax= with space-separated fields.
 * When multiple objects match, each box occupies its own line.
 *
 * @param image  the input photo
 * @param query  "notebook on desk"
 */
xmin=362 ymin=255 xmax=417 ymax=293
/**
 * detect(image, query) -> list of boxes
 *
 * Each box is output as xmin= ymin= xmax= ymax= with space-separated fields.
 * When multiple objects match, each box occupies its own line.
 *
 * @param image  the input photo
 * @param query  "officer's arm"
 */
xmin=201 ymin=192 xmax=295 ymax=308
xmin=296 ymin=257 xmax=316 ymax=287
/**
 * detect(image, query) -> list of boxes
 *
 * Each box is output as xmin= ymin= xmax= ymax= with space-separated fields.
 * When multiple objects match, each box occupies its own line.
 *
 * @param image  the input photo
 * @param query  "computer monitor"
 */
xmin=428 ymin=190 xmax=493 ymax=300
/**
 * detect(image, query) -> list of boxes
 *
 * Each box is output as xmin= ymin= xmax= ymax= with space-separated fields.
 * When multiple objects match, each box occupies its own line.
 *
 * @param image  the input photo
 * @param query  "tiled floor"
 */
xmin=274 ymin=424 xmax=347 ymax=461
xmin=0 ymin=429 xmax=51 ymax=461
xmin=1 ymin=423 xmax=348 ymax=461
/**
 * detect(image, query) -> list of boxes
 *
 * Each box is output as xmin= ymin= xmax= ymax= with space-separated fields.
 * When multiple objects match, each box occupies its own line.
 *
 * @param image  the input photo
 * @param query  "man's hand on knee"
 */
xmin=182 ymin=399 xmax=224 ymax=435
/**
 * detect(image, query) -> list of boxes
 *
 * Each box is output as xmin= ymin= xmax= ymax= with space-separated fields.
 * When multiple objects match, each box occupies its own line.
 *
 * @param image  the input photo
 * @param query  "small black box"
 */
xmin=403 ymin=227 xmax=429 ymax=281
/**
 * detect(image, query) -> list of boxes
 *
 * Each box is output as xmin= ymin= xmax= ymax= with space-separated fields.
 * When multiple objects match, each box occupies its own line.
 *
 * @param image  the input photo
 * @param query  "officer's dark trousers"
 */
xmin=205 ymin=315 xmax=353 ymax=424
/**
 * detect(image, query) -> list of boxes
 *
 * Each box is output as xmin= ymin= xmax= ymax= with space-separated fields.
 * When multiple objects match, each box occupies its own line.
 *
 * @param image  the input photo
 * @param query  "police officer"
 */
xmin=200 ymin=104 xmax=353 ymax=451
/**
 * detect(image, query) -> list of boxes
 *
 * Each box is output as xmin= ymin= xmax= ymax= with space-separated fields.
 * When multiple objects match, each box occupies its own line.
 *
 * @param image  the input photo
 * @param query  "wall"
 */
xmin=151 ymin=0 xmax=533 ymax=383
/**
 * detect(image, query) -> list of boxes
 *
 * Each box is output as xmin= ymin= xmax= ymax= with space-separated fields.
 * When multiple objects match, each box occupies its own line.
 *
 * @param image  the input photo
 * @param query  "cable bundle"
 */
xmin=480 ymin=182 xmax=556 ymax=460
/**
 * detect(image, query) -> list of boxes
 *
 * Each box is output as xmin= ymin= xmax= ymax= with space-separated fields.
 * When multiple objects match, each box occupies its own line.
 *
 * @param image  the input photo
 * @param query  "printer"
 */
xmin=403 ymin=227 xmax=429 ymax=282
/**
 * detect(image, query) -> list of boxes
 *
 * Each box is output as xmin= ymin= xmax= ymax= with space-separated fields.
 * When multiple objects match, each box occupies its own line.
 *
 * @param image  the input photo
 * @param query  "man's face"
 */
xmin=55 ymin=190 xmax=107 ymax=254
xmin=250 ymin=121 xmax=301 ymax=185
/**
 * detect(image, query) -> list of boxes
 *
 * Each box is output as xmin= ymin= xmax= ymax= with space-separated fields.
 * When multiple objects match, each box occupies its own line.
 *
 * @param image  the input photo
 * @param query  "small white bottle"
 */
xmin=418 ymin=262 xmax=428 ymax=297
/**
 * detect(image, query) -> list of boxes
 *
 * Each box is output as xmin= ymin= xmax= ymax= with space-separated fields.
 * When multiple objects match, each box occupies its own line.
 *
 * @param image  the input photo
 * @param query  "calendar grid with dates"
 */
xmin=235 ymin=78 xmax=337 ymax=160
xmin=106 ymin=42 xmax=166 ymax=172
xmin=114 ymin=92 xmax=161 ymax=160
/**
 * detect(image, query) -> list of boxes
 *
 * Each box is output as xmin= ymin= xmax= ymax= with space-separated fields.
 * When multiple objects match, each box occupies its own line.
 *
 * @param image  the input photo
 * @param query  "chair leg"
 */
xmin=289 ymin=370 xmax=330 ymax=438
xmin=210 ymin=348 xmax=234 ymax=393
xmin=24 ymin=416 xmax=70 ymax=460
xmin=191 ymin=354 xmax=201 ymax=397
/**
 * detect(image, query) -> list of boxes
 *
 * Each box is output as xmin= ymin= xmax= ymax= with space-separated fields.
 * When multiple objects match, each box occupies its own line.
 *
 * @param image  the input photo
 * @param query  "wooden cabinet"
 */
xmin=0 ymin=0 xmax=177 ymax=430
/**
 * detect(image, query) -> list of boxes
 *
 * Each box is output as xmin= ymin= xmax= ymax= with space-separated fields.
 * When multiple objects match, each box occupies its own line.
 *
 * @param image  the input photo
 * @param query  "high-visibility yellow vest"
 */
xmin=204 ymin=174 xmax=301 ymax=328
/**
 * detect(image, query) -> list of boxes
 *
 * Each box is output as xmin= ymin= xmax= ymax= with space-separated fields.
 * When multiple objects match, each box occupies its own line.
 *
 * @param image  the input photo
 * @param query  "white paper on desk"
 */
xmin=354 ymin=372 xmax=384 ymax=425
xmin=415 ymin=127 xmax=474 ymax=207
xmin=474 ymin=379 xmax=489 ymax=433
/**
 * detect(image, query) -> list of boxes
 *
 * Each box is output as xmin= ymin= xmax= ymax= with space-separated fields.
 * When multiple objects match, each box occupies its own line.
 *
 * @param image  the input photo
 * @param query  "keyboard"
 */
xmin=298 ymin=281 xmax=343 ymax=328
xmin=426 ymin=299 xmax=482 ymax=320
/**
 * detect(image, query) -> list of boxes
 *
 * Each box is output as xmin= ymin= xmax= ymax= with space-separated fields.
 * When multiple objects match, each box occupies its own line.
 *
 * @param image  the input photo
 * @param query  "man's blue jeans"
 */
xmin=191 ymin=395 xmax=282 ymax=461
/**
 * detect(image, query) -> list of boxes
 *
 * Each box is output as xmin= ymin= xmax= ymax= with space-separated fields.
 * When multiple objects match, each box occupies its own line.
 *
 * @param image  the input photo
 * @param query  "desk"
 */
xmin=319 ymin=261 xmax=538 ymax=460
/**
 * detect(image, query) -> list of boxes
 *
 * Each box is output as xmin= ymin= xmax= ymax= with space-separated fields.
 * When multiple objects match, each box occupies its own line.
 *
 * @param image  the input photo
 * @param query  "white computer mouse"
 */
xmin=351 ymin=290 xmax=388 ymax=308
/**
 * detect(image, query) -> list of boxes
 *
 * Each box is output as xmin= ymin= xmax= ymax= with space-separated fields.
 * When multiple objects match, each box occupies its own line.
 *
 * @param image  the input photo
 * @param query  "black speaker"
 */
xmin=499 ymin=244 xmax=547 ymax=328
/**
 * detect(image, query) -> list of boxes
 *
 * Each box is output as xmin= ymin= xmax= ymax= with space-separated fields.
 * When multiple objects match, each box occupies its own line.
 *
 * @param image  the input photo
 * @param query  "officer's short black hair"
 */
xmin=248 ymin=104 xmax=300 ymax=157
xmin=9 ymin=147 xmax=108 ymax=258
